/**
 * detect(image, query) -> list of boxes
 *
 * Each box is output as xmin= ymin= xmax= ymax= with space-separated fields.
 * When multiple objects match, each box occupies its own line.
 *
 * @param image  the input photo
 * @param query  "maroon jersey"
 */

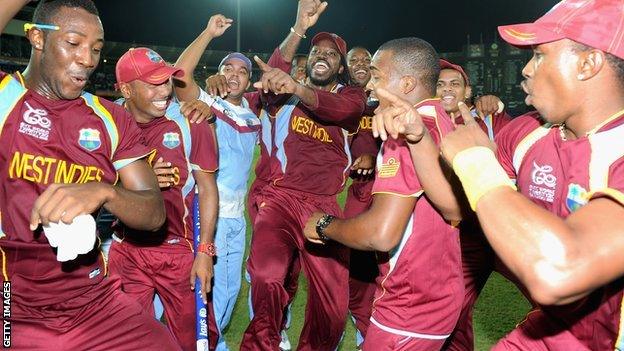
xmin=0 ymin=72 xmax=152 ymax=307
xmin=350 ymin=97 xmax=381 ymax=163
xmin=370 ymin=99 xmax=463 ymax=337
xmin=119 ymin=101 xmax=218 ymax=253
xmin=496 ymin=111 xmax=624 ymax=350
xmin=259 ymin=49 xmax=366 ymax=196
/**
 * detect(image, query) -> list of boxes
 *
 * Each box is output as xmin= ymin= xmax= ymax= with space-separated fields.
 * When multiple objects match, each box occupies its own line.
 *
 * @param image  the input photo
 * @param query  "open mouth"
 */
xmin=69 ymin=75 xmax=88 ymax=89
xmin=313 ymin=61 xmax=330 ymax=74
xmin=227 ymin=80 xmax=240 ymax=90
xmin=354 ymin=69 xmax=368 ymax=78
xmin=441 ymin=95 xmax=456 ymax=104
xmin=152 ymin=100 xmax=168 ymax=110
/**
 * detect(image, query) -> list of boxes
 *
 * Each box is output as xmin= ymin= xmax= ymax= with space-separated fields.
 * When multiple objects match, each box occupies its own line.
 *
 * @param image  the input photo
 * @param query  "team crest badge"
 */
xmin=146 ymin=49 xmax=163 ymax=63
xmin=566 ymin=183 xmax=589 ymax=212
xmin=78 ymin=128 xmax=101 ymax=151
xmin=163 ymin=132 xmax=180 ymax=149
xmin=378 ymin=157 xmax=400 ymax=178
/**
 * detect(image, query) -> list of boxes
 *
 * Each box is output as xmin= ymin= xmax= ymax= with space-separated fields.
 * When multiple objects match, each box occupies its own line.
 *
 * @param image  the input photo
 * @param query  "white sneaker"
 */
xmin=279 ymin=330 xmax=292 ymax=351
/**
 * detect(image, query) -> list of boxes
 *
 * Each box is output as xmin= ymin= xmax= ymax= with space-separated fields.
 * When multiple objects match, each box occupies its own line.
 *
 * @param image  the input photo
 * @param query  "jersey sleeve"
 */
xmin=494 ymin=112 xmax=543 ymax=180
xmin=589 ymin=156 xmax=624 ymax=206
xmin=189 ymin=121 xmax=218 ymax=172
xmin=372 ymin=138 xmax=423 ymax=197
xmin=305 ymin=86 xmax=366 ymax=132
xmin=106 ymin=102 xmax=154 ymax=170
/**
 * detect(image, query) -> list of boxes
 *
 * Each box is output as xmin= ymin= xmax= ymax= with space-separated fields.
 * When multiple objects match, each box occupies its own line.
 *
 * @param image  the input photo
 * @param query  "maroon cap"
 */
xmin=311 ymin=32 xmax=347 ymax=57
xmin=498 ymin=0 xmax=624 ymax=60
xmin=439 ymin=59 xmax=470 ymax=86
xmin=115 ymin=47 xmax=184 ymax=86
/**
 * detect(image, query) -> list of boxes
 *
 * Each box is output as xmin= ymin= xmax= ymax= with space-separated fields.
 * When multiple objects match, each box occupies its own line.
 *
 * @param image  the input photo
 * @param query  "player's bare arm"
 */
xmin=0 ymin=0 xmax=29 ymax=32
xmin=278 ymin=0 xmax=328 ymax=63
xmin=252 ymin=55 xmax=316 ymax=107
xmin=30 ymin=159 xmax=165 ymax=231
xmin=303 ymin=193 xmax=415 ymax=252
xmin=373 ymin=88 xmax=464 ymax=221
xmin=174 ymin=14 xmax=232 ymax=101
xmin=190 ymin=169 xmax=218 ymax=304
xmin=440 ymin=101 xmax=624 ymax=306
xmin=179 ymin=99 xmax=214 ymax=124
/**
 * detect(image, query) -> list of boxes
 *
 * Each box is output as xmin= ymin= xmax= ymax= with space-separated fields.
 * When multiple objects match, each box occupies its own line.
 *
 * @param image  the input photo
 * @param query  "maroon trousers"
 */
xmin=444 ymin=221 xmax=531 ymax=351
xmin=108 ymin=241 xmax=219 ymax=351
xmin=10 ymin=275 xmax=181 ymax=351
xmin=242 ymin=185 xmax=350 ymax=351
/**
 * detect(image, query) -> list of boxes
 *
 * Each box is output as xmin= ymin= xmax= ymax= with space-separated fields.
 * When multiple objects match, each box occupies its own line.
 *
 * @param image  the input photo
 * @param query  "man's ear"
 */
xmin=400 ymin=75 xmax=417 ymax=95
xmin=27 ymin=28 xmax=45 ymax=51
xmin=576 ymin=49 xmax=606 ymax=81
xmin=119 ymin=83 xmax=132 ymax=99
xmin=464 ymin=85 xmax=473 ymax=101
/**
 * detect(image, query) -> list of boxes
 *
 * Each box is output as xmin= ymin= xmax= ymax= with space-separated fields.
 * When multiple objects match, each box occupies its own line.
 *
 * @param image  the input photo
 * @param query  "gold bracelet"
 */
xmin=290 ymin=26 xmax=307 ymax=39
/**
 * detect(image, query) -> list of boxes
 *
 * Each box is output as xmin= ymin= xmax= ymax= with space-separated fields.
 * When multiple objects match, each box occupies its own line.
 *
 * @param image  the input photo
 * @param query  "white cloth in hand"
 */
xmin=43 ymin=214 xmax=97 ymax=262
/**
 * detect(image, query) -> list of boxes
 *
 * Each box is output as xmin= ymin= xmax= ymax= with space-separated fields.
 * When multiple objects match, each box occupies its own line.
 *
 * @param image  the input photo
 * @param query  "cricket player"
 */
xmin=240 ymin=0 xmax=367 ymax=349
xmin=109 ymin=47 xmax=220 ymax=351
xmin=173 ymin=14 xmax=263 ymax=351
xmin=0 ymin=0 xmax=181 ymax=349
xmin=304 ymin=37 xmax=464 ymax=350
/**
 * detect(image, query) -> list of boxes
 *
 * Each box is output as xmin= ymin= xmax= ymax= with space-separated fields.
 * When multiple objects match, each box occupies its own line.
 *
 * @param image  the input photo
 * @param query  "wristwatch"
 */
xmin=197 ymin=242 xmax=217 ymax=257
xmin=315 ymin=214 xmax=335 ymax=242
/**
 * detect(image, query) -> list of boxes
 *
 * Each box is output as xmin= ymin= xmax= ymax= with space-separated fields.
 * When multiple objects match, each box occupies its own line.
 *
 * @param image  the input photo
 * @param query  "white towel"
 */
xmin=43 ymin=214 xmax=97 ymax=262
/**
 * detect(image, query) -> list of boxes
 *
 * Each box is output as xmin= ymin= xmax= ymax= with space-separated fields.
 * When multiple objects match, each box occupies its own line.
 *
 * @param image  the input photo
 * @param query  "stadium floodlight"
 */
xmin=236 ymin=0 xmax=241 ymax=52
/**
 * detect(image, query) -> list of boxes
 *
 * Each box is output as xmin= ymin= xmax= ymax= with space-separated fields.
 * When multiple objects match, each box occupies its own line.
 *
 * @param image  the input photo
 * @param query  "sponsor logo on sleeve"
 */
xmin=528 ymin=161 xmax=556 ymax=202
xmin=19 ymin=102 xmax=51 ymax=141
xmin=378 ymin=157 xmax=400 ymax=178
xmin=163 ymin=132 xmax=181 ymax=149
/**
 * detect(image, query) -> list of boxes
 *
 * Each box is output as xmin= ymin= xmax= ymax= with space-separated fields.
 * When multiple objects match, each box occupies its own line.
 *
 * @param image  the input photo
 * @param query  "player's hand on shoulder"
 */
xmin=205 ymin=74 xmax=229 ymax=98
xmin=30 ymin=182 xmax=114 ymax=230
xmin=351 ymin=154 xmax=376 ymax=178
xmin=474 ymin=95 xmax=505 ymax=119
xmin=206 ymin=14 xmax=233 ymax=38
xmin=180 ymin=99 xmax=214 ymax=124
xmin=372 ymin=88 xmax=426 ymax=143
xmin=153 ymin=157 xmax=175 ymax=189
xmin=303 ymin=212 xmax=327 ymax=245
xmin=253 ymin=56 xmax=298 ymax=95
xmin=190 ymin=253 xmax=214 ymax=304
xmin=440 ymin=102 xmax=497 ymax=165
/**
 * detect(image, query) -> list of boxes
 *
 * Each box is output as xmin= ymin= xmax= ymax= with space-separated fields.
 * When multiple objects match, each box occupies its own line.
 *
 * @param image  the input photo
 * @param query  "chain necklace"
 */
xmin=558 ymin=123 xmax=567 ymax=141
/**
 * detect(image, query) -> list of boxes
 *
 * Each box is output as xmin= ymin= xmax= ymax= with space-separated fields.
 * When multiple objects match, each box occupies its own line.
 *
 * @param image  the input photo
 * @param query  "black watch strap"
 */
xmin=315 ymin=214 xmax=335 ymax=241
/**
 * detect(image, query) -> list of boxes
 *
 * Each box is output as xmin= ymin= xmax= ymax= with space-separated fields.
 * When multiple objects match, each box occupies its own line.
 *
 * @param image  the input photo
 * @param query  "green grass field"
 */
xmin=222 ymin=149 xmax=531 ymax=350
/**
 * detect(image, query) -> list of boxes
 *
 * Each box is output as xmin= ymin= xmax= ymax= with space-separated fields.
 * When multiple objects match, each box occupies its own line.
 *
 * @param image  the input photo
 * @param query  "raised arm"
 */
xmin=372 ymin=88 xmax=464 ymax=221
xmin=278 ymin=0 xmax=328 ymax=63
xmin=174 ymin=14 xmax=232 ymax=102
xmin=0 ymin=0 xmax=28 ymax=34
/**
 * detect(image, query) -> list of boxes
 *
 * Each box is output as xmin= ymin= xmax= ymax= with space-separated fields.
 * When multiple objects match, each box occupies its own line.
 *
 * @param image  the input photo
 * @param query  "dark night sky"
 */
xmin=94 ymin=0 xmax=560 ymax=54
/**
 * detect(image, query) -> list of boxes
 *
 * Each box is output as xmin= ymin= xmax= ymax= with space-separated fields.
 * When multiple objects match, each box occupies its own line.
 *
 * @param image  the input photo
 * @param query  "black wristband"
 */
xmin=315 ymin=214 xmax=335 ymax=241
